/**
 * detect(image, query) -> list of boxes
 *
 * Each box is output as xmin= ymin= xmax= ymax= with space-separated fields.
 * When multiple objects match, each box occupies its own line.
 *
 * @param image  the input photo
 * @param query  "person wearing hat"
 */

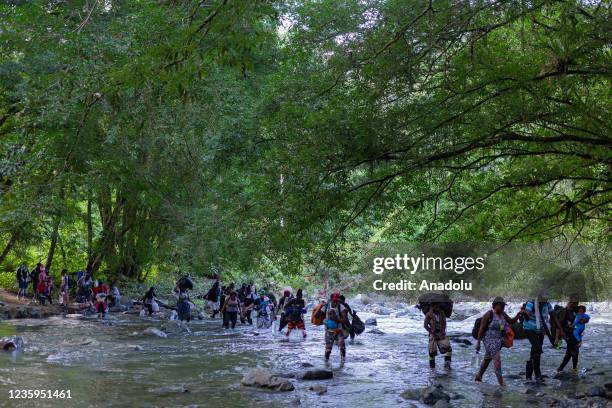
xmin=322 ymin=293 xmax=350 ymax=363
xmin=555 ymin=294 xmax=582 ymax=374
xmin=522 ymin=291 xmax=555 ymax=381
xmin=474 ymin=297 xmax=522 ymax=385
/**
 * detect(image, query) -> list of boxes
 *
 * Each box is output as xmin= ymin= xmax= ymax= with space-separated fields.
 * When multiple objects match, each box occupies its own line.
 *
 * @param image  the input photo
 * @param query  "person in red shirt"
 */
xmin=92 ymin=280 xmax=110 ymax=318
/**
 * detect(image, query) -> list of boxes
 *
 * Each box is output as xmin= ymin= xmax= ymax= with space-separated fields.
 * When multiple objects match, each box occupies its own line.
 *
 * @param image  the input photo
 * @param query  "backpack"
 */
xmin=311 ymin=302 xmax=325 ymax=326
xmin=351 ymin=312 xmax=365 ymax=335
xmin=472 ymin=311 xmax=492 ymax=339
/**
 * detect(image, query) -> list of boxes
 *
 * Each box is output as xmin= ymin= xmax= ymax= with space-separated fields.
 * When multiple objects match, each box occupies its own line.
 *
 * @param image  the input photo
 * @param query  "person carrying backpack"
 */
xmin=319 ymin=293 xmax=350 ymax=363
xmin=424 ymin=303 xmax=452 ymax=369
xmin=522 ymin=292 xmax=557 ymax=381
xmin=555 ymin=295 xmax=585 ymax=374
xmin=474 ymin=297 xmax=522 ymax=386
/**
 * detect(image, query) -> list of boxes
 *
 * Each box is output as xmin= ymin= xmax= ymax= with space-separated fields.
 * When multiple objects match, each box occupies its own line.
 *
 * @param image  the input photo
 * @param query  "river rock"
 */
xmin=129 ymin=345 xmax=144 ymax=351
xmin=365 ymin=318 xmax=377 ymax=326
xmin=150 ymin=385 xmax=189 ymax=395
xmin=370 ymin=306 xmax=393 ymax=315
xmin=79 ymin=338 xmax=99 ymax=346
xmin=421 ymin=385 xmax=450 ymax=405
xmin=299 ymin=369 xmax=333 ymax=380
xmin=141 ymin=327 xmax=168 ymax=338
xmin=309 ymin=385 xmax=327 ymax=395
xmin=241 ymin=369 xmax=294 ymax=391
xmin=394 ymin=310 xmax=410 ymax=317
xmin=301 ymin=362 xmax=314 ymax=368
xmin=353 ymin=294 xmax=372 ymax=305
xmin=368 ymin=328 xmax=385 ymax=335
xmin=400 ymin=389 xmax=421 ymax=400
xmin=450 ymin=338 xmax=472 ymax=345
xmin=585 ymin=385 xmax=606 ymax=397
xmin=433 ymin=400 xmax=450 ymax=408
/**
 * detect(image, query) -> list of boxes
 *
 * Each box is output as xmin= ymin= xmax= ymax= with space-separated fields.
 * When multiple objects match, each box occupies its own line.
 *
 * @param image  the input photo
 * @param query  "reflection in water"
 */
xmin=0 ymin=303 xmax=610 ymax=407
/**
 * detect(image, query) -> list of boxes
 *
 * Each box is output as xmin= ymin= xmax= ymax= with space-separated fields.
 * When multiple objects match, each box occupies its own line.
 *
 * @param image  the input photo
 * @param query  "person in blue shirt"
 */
xmin=572 ymin=305 xmax=590 ymax=343
xmin=522 ymin=292 xmax=557 ymax=381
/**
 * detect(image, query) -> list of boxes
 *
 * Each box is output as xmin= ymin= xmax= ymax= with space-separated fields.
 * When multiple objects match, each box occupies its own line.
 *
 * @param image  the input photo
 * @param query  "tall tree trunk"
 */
xmin=0 ymin=232 xmax=17 ymax=266
xmin=86 ymin=195 xmax=93 ymax=266
xmin=46 ymin=187 xmax=65 ymax=271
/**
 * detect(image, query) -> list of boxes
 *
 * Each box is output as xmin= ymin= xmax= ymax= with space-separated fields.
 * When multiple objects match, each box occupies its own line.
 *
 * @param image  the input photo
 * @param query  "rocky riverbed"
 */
xmin=0 ymin=296 xmax=610 ymax=407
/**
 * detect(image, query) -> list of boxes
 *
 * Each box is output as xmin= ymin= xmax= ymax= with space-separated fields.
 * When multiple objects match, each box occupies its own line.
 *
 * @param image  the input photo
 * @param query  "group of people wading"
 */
xmin=14 ymin=265 xmax=593 ymax=380
xmin=439 ymin=292 xmax=590 ymax=387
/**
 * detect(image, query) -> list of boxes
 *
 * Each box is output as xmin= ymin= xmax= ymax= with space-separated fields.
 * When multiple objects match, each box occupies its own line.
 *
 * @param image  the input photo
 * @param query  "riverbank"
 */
xmin=0 ymin=289 xmax=83 ymax=319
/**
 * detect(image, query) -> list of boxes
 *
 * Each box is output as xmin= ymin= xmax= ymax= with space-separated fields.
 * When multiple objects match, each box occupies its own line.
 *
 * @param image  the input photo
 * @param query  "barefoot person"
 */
xmin=424 ymin=303 xmax=452 ymax=369
xmin=474 ymin=297 xmax=522 ymax=385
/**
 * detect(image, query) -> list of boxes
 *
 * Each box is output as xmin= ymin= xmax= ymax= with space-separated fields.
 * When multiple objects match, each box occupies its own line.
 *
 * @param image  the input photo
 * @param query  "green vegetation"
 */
xmin=0 ymin=1 xmax=610 ymax=296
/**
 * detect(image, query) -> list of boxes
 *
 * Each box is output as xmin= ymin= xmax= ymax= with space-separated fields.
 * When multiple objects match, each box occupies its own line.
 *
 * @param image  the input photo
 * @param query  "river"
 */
xmin=0 ymin=301 xmax=611 ymax=407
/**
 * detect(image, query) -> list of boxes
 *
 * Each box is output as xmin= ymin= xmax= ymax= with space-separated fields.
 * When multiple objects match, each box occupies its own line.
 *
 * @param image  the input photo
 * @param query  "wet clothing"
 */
xmin=177 ymin=291 xmax=191 ymax=322
xmin=223 ymin=297 xmax=240 ymax=329
xmin=557 ymin=307 xmax=581 ymax=371
xmin=523 ymin=301 xmax=552 ymax=333
xmin=523 ymin=301 xmax=552 ymax=380
xmin=424 ymin=311 xmax=451 ymax=368
xmin=323 ymin=302 xmax=348 ymax=360
xmin=255 ymin=297 xmax=273 ymax=329
xmin=142 ymin=290 xmax=157 ymax=315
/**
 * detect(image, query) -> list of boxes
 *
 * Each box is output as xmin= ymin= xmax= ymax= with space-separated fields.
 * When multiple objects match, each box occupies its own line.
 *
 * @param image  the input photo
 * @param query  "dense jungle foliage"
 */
xmin=0 ymin=0 xmax=610 ymax=296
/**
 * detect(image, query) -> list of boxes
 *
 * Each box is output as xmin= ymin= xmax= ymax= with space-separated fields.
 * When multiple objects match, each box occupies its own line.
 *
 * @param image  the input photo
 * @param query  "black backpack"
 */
xmin=472 ymin=311 xmax=492 ymax=339
xmin=351 ymin=312 xmax=365 ymax=335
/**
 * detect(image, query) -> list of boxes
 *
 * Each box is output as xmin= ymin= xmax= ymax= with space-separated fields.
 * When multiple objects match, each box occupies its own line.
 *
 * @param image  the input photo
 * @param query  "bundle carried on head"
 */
xmin=416 ymin=293 xmax=453 ymax=317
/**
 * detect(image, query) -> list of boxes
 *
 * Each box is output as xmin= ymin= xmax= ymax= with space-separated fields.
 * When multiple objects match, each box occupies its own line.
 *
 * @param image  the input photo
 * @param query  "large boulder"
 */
xmin=365 ymin=318 xmax=377 ymax=326
xmin=370 ymin=305 xmax=393 ymax=315
xmin=299 ymin=369 xmax=333 ymax=380
xmin=421 ymin=385 xmax=450 ymax=405
xmin=241 ymin=369 xmax=294 ymax=392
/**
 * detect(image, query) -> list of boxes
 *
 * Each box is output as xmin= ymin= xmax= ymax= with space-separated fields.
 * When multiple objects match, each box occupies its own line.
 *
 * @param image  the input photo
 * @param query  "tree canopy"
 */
xmin=0 ymin=0 xmax=610 ymax=290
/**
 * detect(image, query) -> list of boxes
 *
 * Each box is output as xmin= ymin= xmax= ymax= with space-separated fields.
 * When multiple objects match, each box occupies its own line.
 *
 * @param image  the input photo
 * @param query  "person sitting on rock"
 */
xmin=424 ymin=303 xmax=452 ymax=369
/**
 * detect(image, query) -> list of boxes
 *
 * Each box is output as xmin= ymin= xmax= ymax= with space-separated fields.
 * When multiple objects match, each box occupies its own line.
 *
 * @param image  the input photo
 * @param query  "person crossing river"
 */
xmin=284 ymin=289 xmax=307 ymax=339
xmin=317 ymin=293 xmax=350 ymax=363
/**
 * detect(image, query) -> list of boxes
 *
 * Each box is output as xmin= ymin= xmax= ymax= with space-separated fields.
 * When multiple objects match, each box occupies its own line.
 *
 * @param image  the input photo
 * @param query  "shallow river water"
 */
xmin=0 ymin=302 xmax=610 ymax=408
